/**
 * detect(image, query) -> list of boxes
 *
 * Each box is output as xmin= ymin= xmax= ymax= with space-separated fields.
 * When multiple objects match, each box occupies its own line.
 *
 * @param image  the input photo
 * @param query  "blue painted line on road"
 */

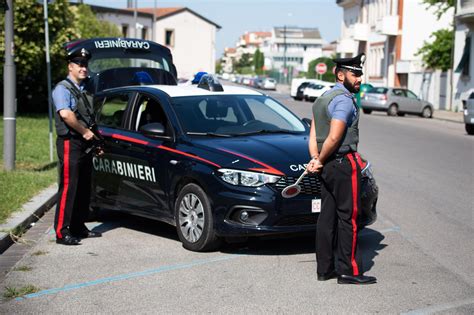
xmin=16 ymin=255 xmax=243 ymax=301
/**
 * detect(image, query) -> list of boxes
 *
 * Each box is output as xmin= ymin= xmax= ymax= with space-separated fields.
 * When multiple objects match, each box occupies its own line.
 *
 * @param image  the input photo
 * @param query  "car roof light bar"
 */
xmin=198 ymin=74 xmax=224 ymax=92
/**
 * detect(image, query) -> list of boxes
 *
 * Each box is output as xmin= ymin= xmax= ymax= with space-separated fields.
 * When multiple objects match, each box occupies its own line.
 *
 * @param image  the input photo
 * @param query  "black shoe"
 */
xmin=337 ymin=274 xmax=377 ymax=285
xmin=56 ymin=235 xmax=81 ymax=246
xmin=317 ymin=270 xmax=338 ymax=281
xmin=76 ymin=229 xmax=102 ymax=238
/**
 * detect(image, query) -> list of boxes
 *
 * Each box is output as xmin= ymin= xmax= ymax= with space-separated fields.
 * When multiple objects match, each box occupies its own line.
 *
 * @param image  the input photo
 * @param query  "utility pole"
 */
xmin=134 ymin=0 xmax=138 ymax=38
xmin=3 ymin=0 xmax=16 ymax=171
xmin=152 ymin=0 xmax=156 ymax=42
xmin=43 ymin=0 xmax=54 ymax=162
xmin=283 ymin=25 xmax=287 ymax=84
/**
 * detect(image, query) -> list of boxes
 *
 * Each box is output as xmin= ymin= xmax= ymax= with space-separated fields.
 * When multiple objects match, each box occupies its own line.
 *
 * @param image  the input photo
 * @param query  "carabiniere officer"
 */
xmin=52 ymin=48 xmax=102 ymax=246
xmin=307 ymin=53 xmax=377 ymax=285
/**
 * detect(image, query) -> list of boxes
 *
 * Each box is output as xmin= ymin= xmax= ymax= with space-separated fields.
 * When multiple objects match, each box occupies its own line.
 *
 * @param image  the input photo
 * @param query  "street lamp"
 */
xmin=43 ymin=0 xmax=54 ymax=162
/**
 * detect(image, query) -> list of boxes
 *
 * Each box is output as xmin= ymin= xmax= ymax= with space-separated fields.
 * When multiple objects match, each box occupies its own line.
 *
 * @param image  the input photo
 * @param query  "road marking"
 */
xmin=401 ymin=297 xmax=474 ymax=314
xmin=16 ymin=255 xmax=243 ymax=301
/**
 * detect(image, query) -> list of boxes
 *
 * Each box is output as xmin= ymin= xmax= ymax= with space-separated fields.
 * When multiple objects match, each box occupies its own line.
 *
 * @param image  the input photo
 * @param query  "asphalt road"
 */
xmin=1 ymin=87 xmax=473 ymax=314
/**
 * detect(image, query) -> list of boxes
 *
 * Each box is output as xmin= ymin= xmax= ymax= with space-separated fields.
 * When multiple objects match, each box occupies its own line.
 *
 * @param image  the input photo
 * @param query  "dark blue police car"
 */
xmin=68 ymin=38 xmax=377 ymax=251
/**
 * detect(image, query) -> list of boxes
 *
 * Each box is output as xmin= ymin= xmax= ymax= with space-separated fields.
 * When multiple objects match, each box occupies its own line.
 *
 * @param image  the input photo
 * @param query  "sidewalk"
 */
xmin=432 ymin=110 xmax=464 ymax=124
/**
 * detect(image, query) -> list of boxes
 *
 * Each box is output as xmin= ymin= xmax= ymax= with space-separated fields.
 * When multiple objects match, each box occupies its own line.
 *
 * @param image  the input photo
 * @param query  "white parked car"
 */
xmin=261 ymin=78 xmax=277 ymax=90
xmin=303 ymin=83 xmax=334 ymax=102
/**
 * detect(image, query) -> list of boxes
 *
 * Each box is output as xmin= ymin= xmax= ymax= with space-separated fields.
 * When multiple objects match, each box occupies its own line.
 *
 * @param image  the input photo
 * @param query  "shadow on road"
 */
xmin=90 ymin=210 xmax=387 ymax=269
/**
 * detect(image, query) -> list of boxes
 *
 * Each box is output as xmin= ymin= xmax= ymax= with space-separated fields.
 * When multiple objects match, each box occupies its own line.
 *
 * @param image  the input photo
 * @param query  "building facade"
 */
xmin=336 ymin=0 xmax=453 ymax=110
xmin=453 ymin=0 xmax=474 ymax=111
xmin=90 ymin=5 xmax=220 ymax=79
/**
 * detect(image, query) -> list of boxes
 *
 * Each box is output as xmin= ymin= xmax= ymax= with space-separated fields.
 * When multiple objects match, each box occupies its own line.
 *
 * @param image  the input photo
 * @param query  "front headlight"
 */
xmin=217 ymin=168 xmax=282 ymax=187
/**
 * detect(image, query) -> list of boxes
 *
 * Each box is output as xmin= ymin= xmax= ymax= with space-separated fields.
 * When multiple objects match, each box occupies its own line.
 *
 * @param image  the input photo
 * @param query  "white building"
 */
xmin=136 ymin=8 xmax=221 ymax=79
xmin=262 ymin=27 xmax=324 ymax=73
xmin=90 ymin=5 xmax=221 ymax=80
xmin=336 ymin=0 xmax=453 ymax=110
xmin=452 ymin=0 xmax=474 ymax=111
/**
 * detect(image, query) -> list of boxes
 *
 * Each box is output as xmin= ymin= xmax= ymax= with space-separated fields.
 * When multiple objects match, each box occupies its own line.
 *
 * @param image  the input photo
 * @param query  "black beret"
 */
xmin=333 ymin=53 xmax=366 ymax=76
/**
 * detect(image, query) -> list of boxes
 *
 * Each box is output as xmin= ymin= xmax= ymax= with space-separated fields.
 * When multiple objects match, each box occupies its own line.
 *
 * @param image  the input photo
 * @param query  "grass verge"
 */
xmin=3 ymin=285 xmax=40 ymax=299
xmin=0 ymin=114 xmax=57 ymax=224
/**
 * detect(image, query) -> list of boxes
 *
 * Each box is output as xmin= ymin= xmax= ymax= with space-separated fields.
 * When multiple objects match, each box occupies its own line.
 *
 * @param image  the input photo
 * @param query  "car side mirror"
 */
xmin=302 ymin=117 xmax=312 ymax=127
xmin=140 ymin=122 xmax=168 ymax=139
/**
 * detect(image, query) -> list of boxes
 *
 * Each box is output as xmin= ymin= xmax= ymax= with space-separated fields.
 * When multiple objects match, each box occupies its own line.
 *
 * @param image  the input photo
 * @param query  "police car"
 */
xmin=68 ymin=38 xmax=377 ymax=251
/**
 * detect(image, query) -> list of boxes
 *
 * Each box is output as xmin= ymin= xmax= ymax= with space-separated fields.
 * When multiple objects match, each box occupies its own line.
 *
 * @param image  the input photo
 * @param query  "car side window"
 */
xmin=406 ymin=90 xmax=418 ymax=99
xmin=392 ymin=89 xmax=405 ymax=97
xmin=96 ymin=93 xmax=129 ymax=128
xmin=134 ymin=95 xmax=168 ymax=133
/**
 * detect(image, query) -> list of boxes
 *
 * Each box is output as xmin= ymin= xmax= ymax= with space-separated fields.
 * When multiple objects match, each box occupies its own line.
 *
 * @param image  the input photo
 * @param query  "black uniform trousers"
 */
xmin=54 ymin=136 xmax=92 ymax=239
xmin=316 ymin=152 xmax=364 ymax=276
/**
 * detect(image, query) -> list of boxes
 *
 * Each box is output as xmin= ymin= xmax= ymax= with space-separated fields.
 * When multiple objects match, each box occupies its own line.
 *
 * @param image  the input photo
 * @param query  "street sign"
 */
xmin=315 ymin=63 xmax=327 ymax=75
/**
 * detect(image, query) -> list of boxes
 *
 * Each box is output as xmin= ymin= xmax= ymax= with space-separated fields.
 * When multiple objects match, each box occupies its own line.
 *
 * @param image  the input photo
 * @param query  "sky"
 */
xmin=81 ymin=0 xmax=342 ymax=57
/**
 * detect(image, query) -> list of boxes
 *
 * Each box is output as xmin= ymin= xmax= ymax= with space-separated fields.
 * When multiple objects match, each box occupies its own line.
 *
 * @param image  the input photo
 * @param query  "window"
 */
xmin=142 ymin=27 xmax=148 ymax=40
xmin=97 ymin=93 xmax=129 ymax=128
xmin=122 ymin=25 xmax=129 ymax=38
xmin=406 ymin=90 xmax=418 ymax=99
xmin=135 ymin=95 xmax=168 ymax=132
xmin=165 ymin=29 xmax=175 ymax=47
xmin=392 ymin=89 xmax=405 ymax=97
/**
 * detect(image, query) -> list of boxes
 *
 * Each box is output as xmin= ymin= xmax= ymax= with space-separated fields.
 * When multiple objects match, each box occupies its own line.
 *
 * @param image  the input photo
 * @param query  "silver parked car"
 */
xmin=463 ymin=92 xmax=474 ymax=135
xmin=361 ymin=87 xmax=434 ymax=118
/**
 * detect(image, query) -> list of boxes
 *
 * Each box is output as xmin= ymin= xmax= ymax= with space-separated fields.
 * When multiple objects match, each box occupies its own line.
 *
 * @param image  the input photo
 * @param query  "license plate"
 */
xmin=312 ymin=199 xmax=321 ymax=213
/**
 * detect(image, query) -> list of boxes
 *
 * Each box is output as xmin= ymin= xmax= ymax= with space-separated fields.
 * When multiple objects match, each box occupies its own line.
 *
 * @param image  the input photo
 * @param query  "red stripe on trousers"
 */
xmin=347 ymin=154 xmax=360 ymax=276
xmin=56 ymin=140 xmax=70 ymax=239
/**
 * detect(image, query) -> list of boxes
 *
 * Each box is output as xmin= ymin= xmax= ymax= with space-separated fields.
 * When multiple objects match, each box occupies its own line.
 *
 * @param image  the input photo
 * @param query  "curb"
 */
xmin=0 ymin=184 xmax=57 ymax=254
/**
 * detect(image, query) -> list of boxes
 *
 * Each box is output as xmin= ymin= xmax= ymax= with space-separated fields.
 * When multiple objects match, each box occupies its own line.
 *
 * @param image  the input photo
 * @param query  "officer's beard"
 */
xmin=343 ymin=77 xmax=360 ymax=94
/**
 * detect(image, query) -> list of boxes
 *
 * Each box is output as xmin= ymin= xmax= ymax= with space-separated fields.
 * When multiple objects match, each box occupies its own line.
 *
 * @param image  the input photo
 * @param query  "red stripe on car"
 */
xmin=112 ymin=134 xmax=149 ymax=145
xmin=218 ymin=148 xmax=285 ymax=176
xmin=158 ymin=145 xmax=221 ymax=168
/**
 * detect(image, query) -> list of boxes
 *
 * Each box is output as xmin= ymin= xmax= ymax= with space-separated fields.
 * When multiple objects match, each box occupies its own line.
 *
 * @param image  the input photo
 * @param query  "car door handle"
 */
xmin=117 ymin=141 xmax=132 ymax=148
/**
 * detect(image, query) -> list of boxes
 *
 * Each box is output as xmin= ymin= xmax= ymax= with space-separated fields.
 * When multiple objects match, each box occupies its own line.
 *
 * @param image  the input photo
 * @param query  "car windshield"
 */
xmin=368 ymin=87 xmax=388 ymax=94
xmin=172 ymin=95 xmax=306 ymax=136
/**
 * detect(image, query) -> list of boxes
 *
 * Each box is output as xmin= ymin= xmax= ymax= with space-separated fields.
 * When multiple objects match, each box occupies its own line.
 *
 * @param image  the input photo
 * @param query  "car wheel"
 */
xmin=362 ymin=109 xmax=372 ymax=114
xmin=421 ymin=106 xmax=433 ymax=118
xmin=175 ymin=183 xmax=221 ymax=251
xmin=387 ymin=104 xmax=398 ymax=116
xmin=466 ymin=124 xmax=474 ymax=135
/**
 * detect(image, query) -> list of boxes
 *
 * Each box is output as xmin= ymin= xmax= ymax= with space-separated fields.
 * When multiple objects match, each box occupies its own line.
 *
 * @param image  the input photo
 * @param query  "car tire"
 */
xmin=362 ymin=109 xmax=372 ymax=114
xmin=175 ymin=183 xmax=221 ymax=252
xmin=421 ymin=106 xmax=433 ymax=118
xmin=387 ymin=104 xmax=398 ymax=116
xmin=466 ymin=124 xmax=474 ymax=135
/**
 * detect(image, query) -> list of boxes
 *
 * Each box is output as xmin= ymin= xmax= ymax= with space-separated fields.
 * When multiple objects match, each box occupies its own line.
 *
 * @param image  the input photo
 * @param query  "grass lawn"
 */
xmin=0 ymin=114 xmax=57 ymax=224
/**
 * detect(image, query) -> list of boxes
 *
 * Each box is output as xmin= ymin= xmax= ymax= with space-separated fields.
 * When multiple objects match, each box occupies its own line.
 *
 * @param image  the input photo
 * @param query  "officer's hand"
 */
xmin=307 ymin=158 xmax=323 ymax=173
xmin=83 ymin=129 xmax=95 ymax=141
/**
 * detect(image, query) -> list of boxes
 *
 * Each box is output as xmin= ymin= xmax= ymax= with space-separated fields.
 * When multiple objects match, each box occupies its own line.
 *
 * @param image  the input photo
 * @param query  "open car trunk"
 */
xmin=65 ymin=38 xmax=178 ymax=93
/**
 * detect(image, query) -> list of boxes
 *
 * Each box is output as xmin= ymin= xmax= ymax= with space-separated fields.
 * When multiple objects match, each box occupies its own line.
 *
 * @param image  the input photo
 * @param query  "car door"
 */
xmin=405 ymin=89 xmax=423 ymax=113
xmin=92 ymin=91 xmax=133 ymax=211
xmin=112 ymin=92 xmax=174 ymax=221
xmin=391 ymin=89 xmax=407 ymax=112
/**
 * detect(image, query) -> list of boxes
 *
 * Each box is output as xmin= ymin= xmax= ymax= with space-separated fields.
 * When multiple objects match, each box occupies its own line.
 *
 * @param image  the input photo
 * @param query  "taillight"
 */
xmin=380 ymin=94 xmax=387 ymax=101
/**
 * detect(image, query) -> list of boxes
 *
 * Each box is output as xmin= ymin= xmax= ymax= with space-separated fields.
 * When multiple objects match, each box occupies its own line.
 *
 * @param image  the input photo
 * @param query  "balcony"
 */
xmin=336 ymin=0 xmax=361 ymax=8
xmin=457 ymin=0 xmax=474 ymax=22
xmin=353 ymin=23 xmax=369 ymax=41
xmin=337 ymin=38 xmax=357 ymax=54
xmin=375 ymin=15 xmax=399 ymax=36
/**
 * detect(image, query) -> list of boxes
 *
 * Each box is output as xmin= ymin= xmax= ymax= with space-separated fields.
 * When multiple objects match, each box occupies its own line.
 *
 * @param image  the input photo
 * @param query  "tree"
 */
xmin=422 ymin=0 xmax=454 ymax=19
xmin=0 ymin=1 xmax=123 ymax=113
xmin=307 ymin=57 xmax=335 ymax=82
xmin=416 ymin=0 xmax=455 ymax=71
xmin=253 ymin=49 xmax=264 ymax=75
xmin=416 ymin=28 xmax=453 ymax=71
